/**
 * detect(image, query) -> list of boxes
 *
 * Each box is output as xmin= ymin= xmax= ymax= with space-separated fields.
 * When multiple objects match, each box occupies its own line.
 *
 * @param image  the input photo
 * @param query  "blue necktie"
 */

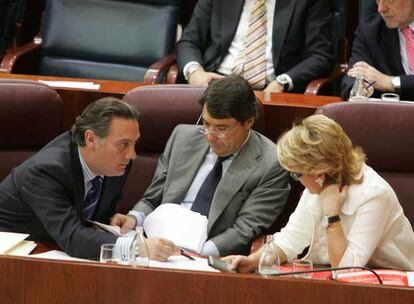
xmin=83 ymin=176 xmax=103 ymax=219
xmin=191 ymin=156 xmax=229 ymax=217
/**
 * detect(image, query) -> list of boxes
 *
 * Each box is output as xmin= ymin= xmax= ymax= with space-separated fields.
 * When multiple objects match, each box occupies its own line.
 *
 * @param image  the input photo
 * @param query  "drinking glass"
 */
xmin=381 ymin=93 xmax=400 ymax=102
xmin=292 ymin=259 xmax=313 ymax=279
xmin=100 ymin=243 xmax=121 ymax=264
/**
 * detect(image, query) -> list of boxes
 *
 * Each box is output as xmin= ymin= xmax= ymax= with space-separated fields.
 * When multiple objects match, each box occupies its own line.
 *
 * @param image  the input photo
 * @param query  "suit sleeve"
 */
xmin=176 ymin=0 xmax=213 ymax=72
xmin=21 ymin=164 xmax=117 ymax=259
xmin=209 ymin=161 xmax=290 ymax=256
xmin=132 ymin=127 xmax=179 ymax=215
xmin=284 ymin=0 xmax=334 ymax=89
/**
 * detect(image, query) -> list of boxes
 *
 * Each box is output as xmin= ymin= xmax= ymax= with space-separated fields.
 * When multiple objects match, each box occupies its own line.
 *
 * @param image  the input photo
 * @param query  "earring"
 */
xmin=315 ymin=177 xmax=324 ymax=188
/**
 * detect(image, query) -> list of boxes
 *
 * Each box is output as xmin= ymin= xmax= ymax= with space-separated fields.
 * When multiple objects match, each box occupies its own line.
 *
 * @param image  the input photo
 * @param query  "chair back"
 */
xmin=0 ymin=79 xmax=63 ymax=181
xmin=39 ymin=0 xmax=179 ymax=81
xmin=317 ymin=101 xmax=414 ymax=226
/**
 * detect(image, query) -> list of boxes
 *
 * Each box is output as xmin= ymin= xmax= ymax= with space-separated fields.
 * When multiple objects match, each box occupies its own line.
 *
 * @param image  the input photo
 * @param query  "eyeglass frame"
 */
xmin=195 ymin=114 xmax=239 ymax=139
xmin=290 ymin=171 xmax=303 ymax=181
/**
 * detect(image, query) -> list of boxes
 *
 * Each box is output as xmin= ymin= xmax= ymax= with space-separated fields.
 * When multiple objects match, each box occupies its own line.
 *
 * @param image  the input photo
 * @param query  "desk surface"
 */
xmin=0 ymin=253 xmax=412 ymax=304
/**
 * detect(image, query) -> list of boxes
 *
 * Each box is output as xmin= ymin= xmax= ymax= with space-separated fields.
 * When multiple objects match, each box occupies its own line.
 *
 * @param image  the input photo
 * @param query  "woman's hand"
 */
xmin=320 ymin=184 xmax=348 ymax=216
xmin=221 ymin=254 xmax=259 ymax=273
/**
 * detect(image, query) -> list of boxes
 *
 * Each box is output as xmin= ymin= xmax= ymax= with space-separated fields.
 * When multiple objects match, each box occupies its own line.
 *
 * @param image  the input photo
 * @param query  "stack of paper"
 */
xmin=143 ymin=204 xmax=208 ymax=254
xmin=0 ymin=232 xmax=37 ymax=256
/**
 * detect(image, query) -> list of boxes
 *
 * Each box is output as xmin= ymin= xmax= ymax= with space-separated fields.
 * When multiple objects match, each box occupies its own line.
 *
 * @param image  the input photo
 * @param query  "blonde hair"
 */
xmin=277 ymin=114 xmax=366 ymax=186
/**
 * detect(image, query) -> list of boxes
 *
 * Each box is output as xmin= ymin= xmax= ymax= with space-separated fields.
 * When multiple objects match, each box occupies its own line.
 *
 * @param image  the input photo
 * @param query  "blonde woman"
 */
xmin=224 ymin=115 xmax=414 ymax=272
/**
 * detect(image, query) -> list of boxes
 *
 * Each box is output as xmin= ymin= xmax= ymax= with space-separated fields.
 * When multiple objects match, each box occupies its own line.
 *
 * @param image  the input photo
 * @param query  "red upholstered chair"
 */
xmin=119 ymin=85 xmax=204 ymax=213
xmin=316 ymin=101 xmax=414 ymax=226
xmin=0 ymin=79 xmax=64 ymax=181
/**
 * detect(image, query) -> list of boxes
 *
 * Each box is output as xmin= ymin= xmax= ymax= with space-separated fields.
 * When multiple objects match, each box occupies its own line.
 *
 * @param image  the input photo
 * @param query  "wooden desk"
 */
xmin=0 ymin=254 xmax=412 ymax=304
xmin=256 ymin=91 xmax=343 ymax=142
xmin=0 ymin=73 xmax=343 ymax=139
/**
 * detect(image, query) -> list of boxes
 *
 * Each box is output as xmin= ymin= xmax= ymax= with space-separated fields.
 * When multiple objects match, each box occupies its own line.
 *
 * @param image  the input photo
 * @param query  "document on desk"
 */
xmin=38 ymin=80 xmax=101 ymax=90
xmin=0 ymin=231 xmax=31 ymax=254
xmin=30 ymin=250 xmax=90 ymax=262
xmin=88 ymin=220 xmax=134 ymax=237
xmin=149 ymin=255 xmax=219 ymax=273
xmin=143 ymin=203 xmax=208 ymax=254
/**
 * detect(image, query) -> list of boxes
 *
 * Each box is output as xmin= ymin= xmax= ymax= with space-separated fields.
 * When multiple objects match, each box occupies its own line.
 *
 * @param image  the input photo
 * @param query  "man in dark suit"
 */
xmin=342 ymin=0 xmax=414 ymax=101
xmin=176 ymin=0 xmax=334 ymax=93
xmin=111 ymin=75 xmax=290 ymax=257
xmin=0 ymin=97 xmax=152 ymax=259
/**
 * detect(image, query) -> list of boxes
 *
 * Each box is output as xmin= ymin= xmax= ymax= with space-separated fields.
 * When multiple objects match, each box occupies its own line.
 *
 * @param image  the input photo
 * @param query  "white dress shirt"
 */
xmin=273 ymin=164 xmax=414 ymax=270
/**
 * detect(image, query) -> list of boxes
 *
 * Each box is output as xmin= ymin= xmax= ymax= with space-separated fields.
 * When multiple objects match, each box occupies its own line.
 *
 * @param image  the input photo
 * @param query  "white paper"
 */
xmin=87 ymin=220 xmax=135 ymax=238
xmin=30 ymin=250 xmax=90 ymax=262
xmin=407 ymin=272 xmax=414 ymax=287
xmin=38 ymin=80 xmax=101 ymax=90
xmin=4 ymin=240 xmax=37 ymax=256
xmin=0 ymin=232 xmax=29 ymax=254
xmin=144 ymin=204 xmax=208 ymax=253
xmin=149 ymin=255 xmax=219 ymax=272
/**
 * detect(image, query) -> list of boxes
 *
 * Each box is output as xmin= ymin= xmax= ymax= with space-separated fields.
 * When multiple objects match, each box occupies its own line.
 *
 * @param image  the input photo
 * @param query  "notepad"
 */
xmin=38 ymin=80 xmax=101 ymax=90
xmin=87 ymin=220 xmax=135 ymax=238
xmin=0 ymin=232 xmax=37 ymax=255
xmin=143 ymin=204 xmax=208 ymax=254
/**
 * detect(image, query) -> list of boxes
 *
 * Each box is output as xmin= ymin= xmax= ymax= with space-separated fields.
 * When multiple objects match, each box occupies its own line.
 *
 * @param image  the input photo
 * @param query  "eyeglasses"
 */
xmin=376 ymin=0 xmax=395 ymax=5
xmin=290 ymin=171 xmax=303 ymax=181
xmin=195 ymin=114 xmax=238 ymax=139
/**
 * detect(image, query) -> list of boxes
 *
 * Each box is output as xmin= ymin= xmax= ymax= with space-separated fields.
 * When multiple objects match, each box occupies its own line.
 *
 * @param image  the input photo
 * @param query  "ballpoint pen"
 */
xmin=180 ymin=249 xmax=196 ymax=261
xmin=363 ymin=79 xmax=376 ymax=89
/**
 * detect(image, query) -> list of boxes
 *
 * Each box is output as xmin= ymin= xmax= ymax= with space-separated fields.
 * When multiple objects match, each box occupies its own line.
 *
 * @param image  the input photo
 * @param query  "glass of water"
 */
xmin=381 ymin=93 xmax=400 ymax=102
xmin=292 ymin=259 xmax=313 ymax=279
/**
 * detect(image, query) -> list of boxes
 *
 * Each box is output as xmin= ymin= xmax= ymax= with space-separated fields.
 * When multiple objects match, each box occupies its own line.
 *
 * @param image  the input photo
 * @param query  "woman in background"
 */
xmin=225 ymin=115 xmax=414 ymax=271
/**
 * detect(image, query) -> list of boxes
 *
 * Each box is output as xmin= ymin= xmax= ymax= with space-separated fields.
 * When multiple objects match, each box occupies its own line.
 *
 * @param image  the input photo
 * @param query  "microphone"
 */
xmin=266 ymin=266 xmax=383 ymax=284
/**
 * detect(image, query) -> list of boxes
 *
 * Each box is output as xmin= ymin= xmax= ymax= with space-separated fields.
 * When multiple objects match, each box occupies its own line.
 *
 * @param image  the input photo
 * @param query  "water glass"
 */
xmin=292 ymin=259 xmax=313 ymax=279
xmin=100 ymin=243 xmax=121 ymax=264
xmin=381 ymin=93 xmax=400 ymax=102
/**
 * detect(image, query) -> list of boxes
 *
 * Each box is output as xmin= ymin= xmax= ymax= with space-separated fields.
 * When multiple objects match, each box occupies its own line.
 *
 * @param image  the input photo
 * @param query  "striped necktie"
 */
xmin=233 ymin=0 xmax=267 ymax=89
xmin=83 ymin=176 xmax=103 ymax=219
xmin=402 ymin=27 xmax=414 ymax=74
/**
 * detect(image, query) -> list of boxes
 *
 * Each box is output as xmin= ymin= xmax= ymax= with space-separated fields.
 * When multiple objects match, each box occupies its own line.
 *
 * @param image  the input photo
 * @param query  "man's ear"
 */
xmin=244 ymin=116 xmax=255 ymax=129
xmin=84 ymin=130 xmax=97 ymax=150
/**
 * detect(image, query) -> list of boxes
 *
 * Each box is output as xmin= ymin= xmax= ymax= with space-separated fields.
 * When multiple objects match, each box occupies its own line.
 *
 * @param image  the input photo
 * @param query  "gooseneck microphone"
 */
xmin=266 ymin=266 xmax=383 ymax=284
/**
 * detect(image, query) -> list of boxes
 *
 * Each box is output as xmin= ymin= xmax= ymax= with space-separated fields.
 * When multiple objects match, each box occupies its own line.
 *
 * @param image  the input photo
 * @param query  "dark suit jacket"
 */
xmin=342 ymin=14 xmax=414 ymax=101
xmin=133 ymin=125 xmax=290 ymax=255
xmin=0 ymin=132 xmax=130 ymax=259
xmin=176 ymin=0 xmax=334 ymax=92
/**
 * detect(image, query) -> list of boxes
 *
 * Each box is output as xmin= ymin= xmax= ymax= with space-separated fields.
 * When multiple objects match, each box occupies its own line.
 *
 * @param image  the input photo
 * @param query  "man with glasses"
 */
xmin=111 ymin=75 xmax=290 ymax=258
xmin=342 ymin=0 xmax=414 ymax=101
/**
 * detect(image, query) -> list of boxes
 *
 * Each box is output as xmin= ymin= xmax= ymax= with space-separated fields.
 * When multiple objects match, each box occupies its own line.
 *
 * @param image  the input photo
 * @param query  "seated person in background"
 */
xmin=0 ymin=97 xmax=159 ymax=259
xmin=176 ymin=0 xmax=334 ymax=93
xmin=225 ymin=115 xmax=414 ymax=271
xmin=111 ymin=75 xmax=290 ymax=257
xmin=342 ymin=0 xmax=414 ymax=101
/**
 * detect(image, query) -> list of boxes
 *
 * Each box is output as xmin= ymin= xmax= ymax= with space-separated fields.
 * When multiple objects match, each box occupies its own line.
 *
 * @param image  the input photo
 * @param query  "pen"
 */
xmin=363 ymin=79 xmax=376 ymax=89
xmin=180 ymin=249 xmax=195 ymax=261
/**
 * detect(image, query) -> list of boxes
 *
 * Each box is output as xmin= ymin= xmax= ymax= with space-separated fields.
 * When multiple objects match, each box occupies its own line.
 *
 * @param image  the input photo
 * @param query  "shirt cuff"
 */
xmin=183 ymin=61 xmax=203 ymax=79
xmin=128 ymin=210 xmax=146 ymax=227
xmin=115 ymin=235 xmax=134 ymax=262
xmin=201 ymin=240 xmax=220 ymax=256
xmin=278 ymin=73 xmax=294 ymax=91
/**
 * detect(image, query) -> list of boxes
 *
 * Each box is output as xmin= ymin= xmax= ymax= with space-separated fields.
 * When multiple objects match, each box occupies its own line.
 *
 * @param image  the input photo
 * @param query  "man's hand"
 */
xmin=348 ymin=61 xmax=394 ymax=92
xmin=141 ymin=237 xmax=177 ymax=262
xmin=188 ymin=70 xmax=224 ymax=86
xmin=110 ymin=213 xmax=136 ymax=234
xmin=264 ymin=80 xmax=284 ymax=93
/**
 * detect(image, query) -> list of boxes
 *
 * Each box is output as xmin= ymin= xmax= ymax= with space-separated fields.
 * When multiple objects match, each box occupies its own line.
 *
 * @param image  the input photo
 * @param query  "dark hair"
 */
xmin=198 ymin=74 xmax=257 ymax=123
xmin=71 ymin=97 xmax=140 ymax=146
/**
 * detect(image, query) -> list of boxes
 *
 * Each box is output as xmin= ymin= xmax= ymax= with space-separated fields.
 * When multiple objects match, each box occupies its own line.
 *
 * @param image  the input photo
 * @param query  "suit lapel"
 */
xmin=221 ymin=0 xmax=245 ymax=60
xmin=208 ymin=133 xmax=261 ymax=232
xmin=272 ymin=0 xmax=296 ymax=69
xmin=382 ymin=28 xmax=405 ymax=74
xmin=167 ymin=134 xmax=210 ymax=203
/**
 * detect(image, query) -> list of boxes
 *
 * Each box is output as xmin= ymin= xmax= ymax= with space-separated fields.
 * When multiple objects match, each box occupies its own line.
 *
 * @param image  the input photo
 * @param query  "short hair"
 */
xmin=198 ymin=74 xmax=257 ymax=123
xmin=71 ymin=97 xmax=140 ymax=146
xmin=277 ymin=114 xmax=366 ymax=186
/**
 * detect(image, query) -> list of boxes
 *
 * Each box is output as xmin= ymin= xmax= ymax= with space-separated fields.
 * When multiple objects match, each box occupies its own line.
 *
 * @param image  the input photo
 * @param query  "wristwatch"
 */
xmin=276 ymin=75 xmax=290 ymax=92
xmin=392 ymin=76 xmax=401 ymax=94
xmin=321 ymin=215 xmax=341 ymax=228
